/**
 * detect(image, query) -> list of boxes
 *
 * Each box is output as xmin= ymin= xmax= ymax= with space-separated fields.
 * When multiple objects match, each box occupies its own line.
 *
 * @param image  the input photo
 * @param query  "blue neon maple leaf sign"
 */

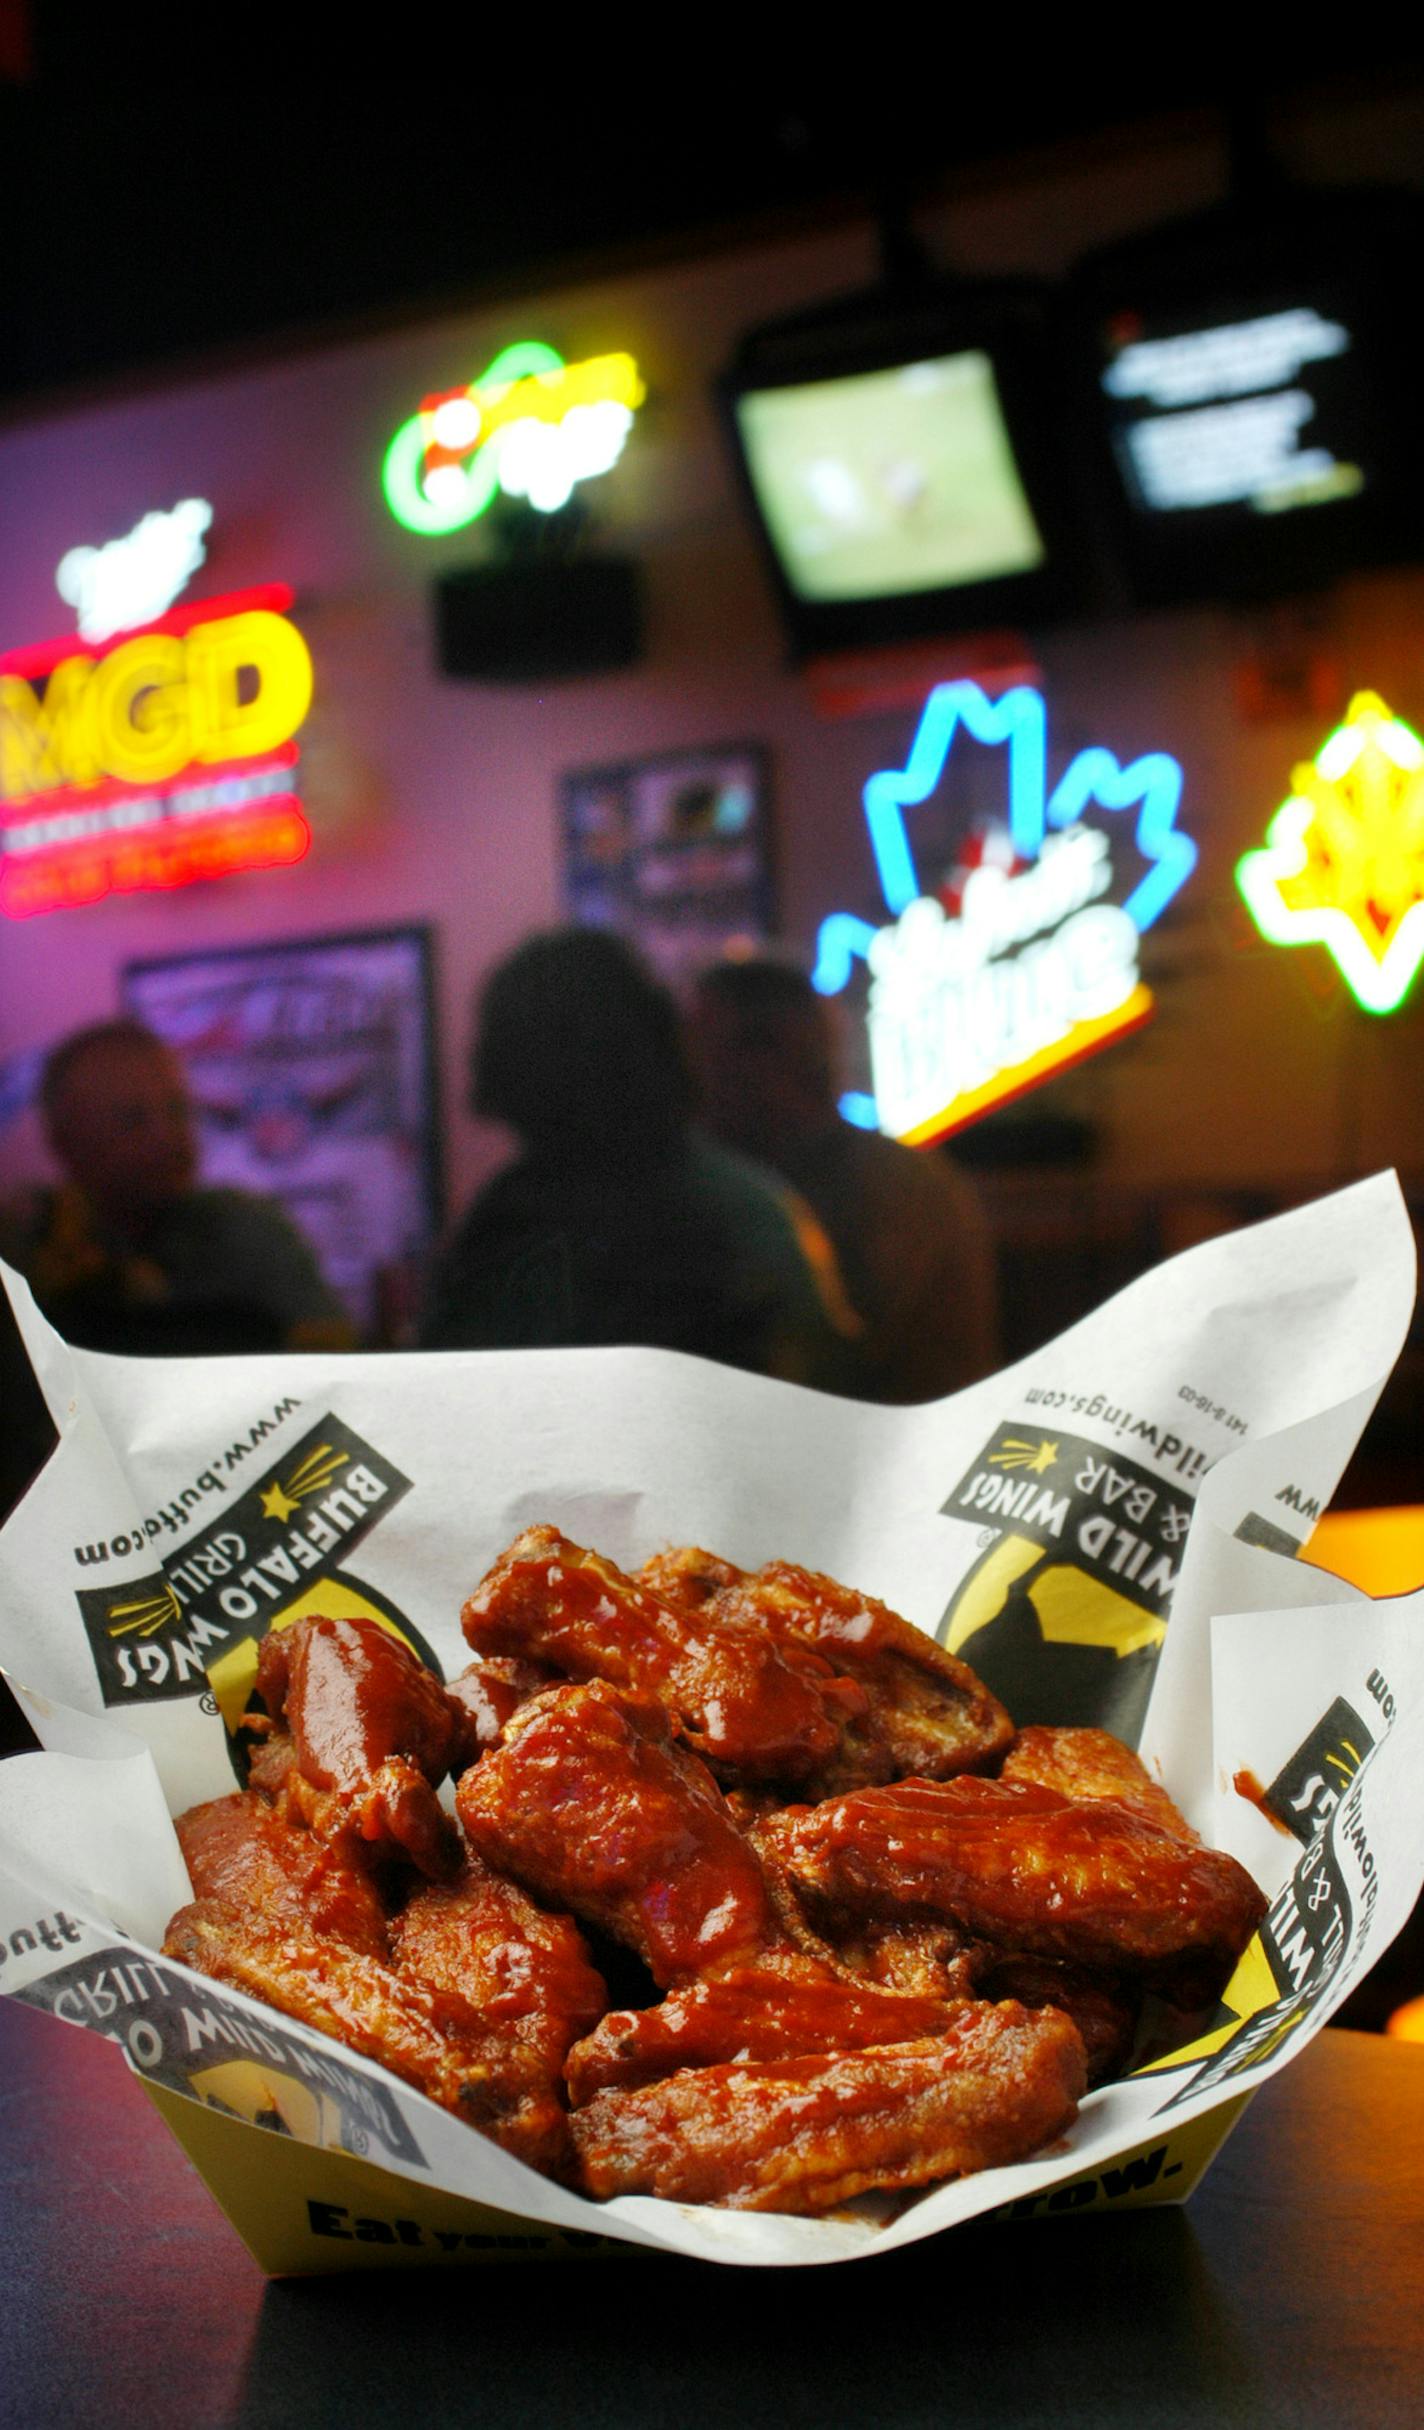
xmin=813 ymin=679 xmax=1194 ymax=997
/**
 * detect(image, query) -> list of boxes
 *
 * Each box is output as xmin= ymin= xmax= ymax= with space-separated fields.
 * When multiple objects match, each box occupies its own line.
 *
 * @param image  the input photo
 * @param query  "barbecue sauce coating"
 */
xmin=569 ymin=2002 xmax=1087 ymax=2213
xmin=456 ymin=1678 xmax=780 ymax=1986
xmin=564 ymin=1957 xmax=972 ymax=2105
xmin=461 ymin=1525 xmax=863 ymax=1785
xmin=176 ymin=1790 xmax=390 ymax=1957
xmin=775 ymin=1774 xmax=1267 ymax=2005
xmin=254 ymin=1613 xmax=464 ymax=1878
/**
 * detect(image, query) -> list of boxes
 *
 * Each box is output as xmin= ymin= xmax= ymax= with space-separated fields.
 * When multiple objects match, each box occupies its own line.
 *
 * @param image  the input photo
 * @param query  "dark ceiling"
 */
xmin=4 ymin=32 xmax=1423 ymax=411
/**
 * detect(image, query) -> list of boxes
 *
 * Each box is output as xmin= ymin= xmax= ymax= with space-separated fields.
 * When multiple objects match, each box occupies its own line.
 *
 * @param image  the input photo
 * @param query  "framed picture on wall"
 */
xmin=122 ymin=926 xmax=442 ymax=1343
xmin=561 ymin=742 xmax=774 ymax=987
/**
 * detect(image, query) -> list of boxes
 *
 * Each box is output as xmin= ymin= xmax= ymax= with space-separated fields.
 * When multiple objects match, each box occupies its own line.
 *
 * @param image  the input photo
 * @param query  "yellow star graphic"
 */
xmin=260 ymin=1482 xmax=299 ymax=1523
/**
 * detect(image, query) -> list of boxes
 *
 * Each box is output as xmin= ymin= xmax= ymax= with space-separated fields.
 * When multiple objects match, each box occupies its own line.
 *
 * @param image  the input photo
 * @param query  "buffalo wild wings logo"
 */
xmin=75 ymin=1414 xmax=435 ymax=1772
xmin=938 ymin=1423 xmax=1195 ymax=1745
xmin=18 ymin=1945 xmax=424 ymax=2165
xmin=257 ymin=1440 xmax=352 ymax=1523
xmin=1150 ymin=1693 xmax=1384 ymax=2098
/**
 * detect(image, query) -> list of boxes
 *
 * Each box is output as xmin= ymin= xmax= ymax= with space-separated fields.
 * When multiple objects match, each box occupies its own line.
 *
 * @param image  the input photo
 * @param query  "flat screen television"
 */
xmin=1071 ymin=187 xmax=1424 ymax=609
xmin=718 ymin=278 xmax=1090 ymax=658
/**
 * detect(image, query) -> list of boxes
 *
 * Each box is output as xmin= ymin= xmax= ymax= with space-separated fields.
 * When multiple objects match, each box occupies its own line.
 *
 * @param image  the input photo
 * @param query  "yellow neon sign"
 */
xmin=441 ymin=350 xmax=645 ymax=446
xmin=0 ymin=606 xmax=313 ymax=804
xmin=1236 ymin=690 xmax=1424 ymax=1014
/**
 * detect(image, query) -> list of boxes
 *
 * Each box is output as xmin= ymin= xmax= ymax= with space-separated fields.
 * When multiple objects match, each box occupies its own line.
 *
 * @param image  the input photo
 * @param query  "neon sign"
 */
xmin=55 ymin=499 xmax=213 ymax=643
xmin=0 ymin=586 xmax=313 ymax=918
xmin=382 ymin=342 xmax=645 ymax=534
xmin=1235 ymin=691 xmax=1424 ymax=1014
xmin=814 ymin=681 xmax=1195 ymax=1144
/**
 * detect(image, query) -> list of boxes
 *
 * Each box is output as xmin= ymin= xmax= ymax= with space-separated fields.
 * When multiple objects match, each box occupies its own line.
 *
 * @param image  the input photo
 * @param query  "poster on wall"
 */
xmin=122 ymin=928 xmax=441 ymax=1341
xmin=560 ymin=743 xmax=774 ymax=987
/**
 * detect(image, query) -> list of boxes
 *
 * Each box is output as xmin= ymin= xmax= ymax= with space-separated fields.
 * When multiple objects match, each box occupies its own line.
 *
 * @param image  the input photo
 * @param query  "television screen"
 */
xmin=1102 ymin=302 xmax=1368 ymax=517
xmin=719 ymin=279 xmax=1088 ymax=657
xmin=1074 ymin=189 xmax=1424 ymax=608
xmin=733 ymin=351 xmax=1046 ymax=604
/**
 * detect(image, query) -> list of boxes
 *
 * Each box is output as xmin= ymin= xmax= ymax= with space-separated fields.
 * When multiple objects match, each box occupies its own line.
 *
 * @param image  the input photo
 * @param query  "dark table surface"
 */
xmin=1 ymin=1999 xmax=1420 ymax=2430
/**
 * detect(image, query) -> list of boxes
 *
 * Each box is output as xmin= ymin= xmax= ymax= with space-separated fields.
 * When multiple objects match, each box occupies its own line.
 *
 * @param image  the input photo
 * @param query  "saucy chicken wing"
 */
xmin=176 ymin=1790 xmax=390 ymax=1957
xmin=252 ymin=1613 xmax=463 ymax=1880
xmin=702 ymin=1557 xmax=1015 ymax=1788
xmin=462 ymin=1526 xmax=863 ymax=1786
xmin=445 ymin=1656 xmax=559 ymax=1763
xmin=773 ymin=1775 xmax=1267 ymax=2005
xmin=394 ymin=1855 xmax=605 ymax=2068
xmin=569 ymin=2001 xmax=1087 ymax=2213
xmin=564 ymin=1955 xmax=971 ymax=2105
xmin=970 ymin=1952 xmax=1139 ymax=2086
xmin=456 ymin=1678 xmax=780 ymax=1985
xmin=1000 ymin=1725 xmax=1200 ymax=1840
xmin=734 ymin=1796 xmax=979 ymax=1995
xmin=164 ymin=1896 xmax=576 ymax=2177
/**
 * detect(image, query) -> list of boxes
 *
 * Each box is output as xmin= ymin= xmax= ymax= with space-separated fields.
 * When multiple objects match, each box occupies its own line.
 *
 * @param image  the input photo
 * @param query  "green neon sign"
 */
xmin=382 ymin=342 xmax=644 ymax=536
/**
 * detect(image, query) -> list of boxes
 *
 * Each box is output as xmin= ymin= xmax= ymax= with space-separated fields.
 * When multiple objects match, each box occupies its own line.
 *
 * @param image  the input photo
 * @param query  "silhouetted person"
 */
xmin=0 ymin=1019 xmax=353 ymax=1359
xmin=419 ymin=930 xmax=858 ymax=1387
xmin=689 ymin=957 xmax=999 ymax=1402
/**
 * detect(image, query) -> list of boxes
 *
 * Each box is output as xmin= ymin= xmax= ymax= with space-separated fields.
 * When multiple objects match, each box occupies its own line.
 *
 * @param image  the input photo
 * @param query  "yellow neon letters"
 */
xmin=0 ymin=607 xmax=313 ymax=803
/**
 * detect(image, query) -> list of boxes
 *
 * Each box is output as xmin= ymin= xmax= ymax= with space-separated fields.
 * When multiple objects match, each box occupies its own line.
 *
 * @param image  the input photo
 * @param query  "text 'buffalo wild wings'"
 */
xmin=163 ymin=1524 xmax=1267 ymax=2218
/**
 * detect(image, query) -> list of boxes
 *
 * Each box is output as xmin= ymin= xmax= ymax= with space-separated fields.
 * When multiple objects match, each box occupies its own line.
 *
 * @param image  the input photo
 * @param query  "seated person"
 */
xmin=689 ymin=956 xmax=999 ymax=1403
xmin=0 ymin=1019 xmax=354 ymax=1357
xmin=419 ymin=929 xmax=859 ymax=1391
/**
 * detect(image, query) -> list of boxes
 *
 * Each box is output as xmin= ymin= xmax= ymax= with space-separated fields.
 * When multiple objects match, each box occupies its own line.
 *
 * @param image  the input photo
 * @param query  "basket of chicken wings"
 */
xmin=165 ymin=1527 xmax=1267 ymax=2220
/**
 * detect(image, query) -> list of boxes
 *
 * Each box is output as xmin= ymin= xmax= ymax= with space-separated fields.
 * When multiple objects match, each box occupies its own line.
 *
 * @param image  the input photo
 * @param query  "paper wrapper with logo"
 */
xmin=1 ymin=1172 xmax=1421 ymax=2272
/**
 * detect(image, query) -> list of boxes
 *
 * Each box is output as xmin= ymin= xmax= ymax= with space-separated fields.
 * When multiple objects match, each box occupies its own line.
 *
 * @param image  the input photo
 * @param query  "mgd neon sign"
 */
xmin=814 ymin=682 xmax=1195 ymax=1144
xmin=1236 ymin=691 xmax=1424 ymax=1014
xmin=382 ymin=341 xmax=645 ymax=534
xmin=0 ymin=586 xmax=313 ymax=918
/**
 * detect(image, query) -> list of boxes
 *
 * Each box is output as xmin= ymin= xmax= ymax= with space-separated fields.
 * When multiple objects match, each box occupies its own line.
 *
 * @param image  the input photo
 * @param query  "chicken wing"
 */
xmin=773 ymin=1775 xmax=1267 ymax=2005
xmin=389 ymin=1855 xmax=606 ymax=2173
xmin=253 ymin=1614 xmax=463 ymax=1880
xmin=569 ymin=2001 xmax=1086 ymax=2213
xmin=445 ymin=1656 xmax=558 ymax=1763
xmin=635 ymin=1545 xmax=744 ymax=1608
xmin=176 ymin=1790 xmax=389 ymax=1958
xmin=163 ymin=1897 xmax=574 ymax=2178
xmin=1000 ymin=1725 xmax=1199 ymax=1840
xmin=707 ymin=1558 xmax=1015 ymax=1787
xmin=970 ymin=1952 xmax=1139 ymax=2086
xmin=564 ymin=1955 xmax=972 ymax=2105
xmin=736 ymin=1796 xmax=979 ymax=1999
xmin=455 ymin=1678 xmax=779 ymax=1986
xmin=394 ymin=1855 xmax=606 ymax=2067
xmin=462 ymin=1526 xmax=863 ymax=1786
